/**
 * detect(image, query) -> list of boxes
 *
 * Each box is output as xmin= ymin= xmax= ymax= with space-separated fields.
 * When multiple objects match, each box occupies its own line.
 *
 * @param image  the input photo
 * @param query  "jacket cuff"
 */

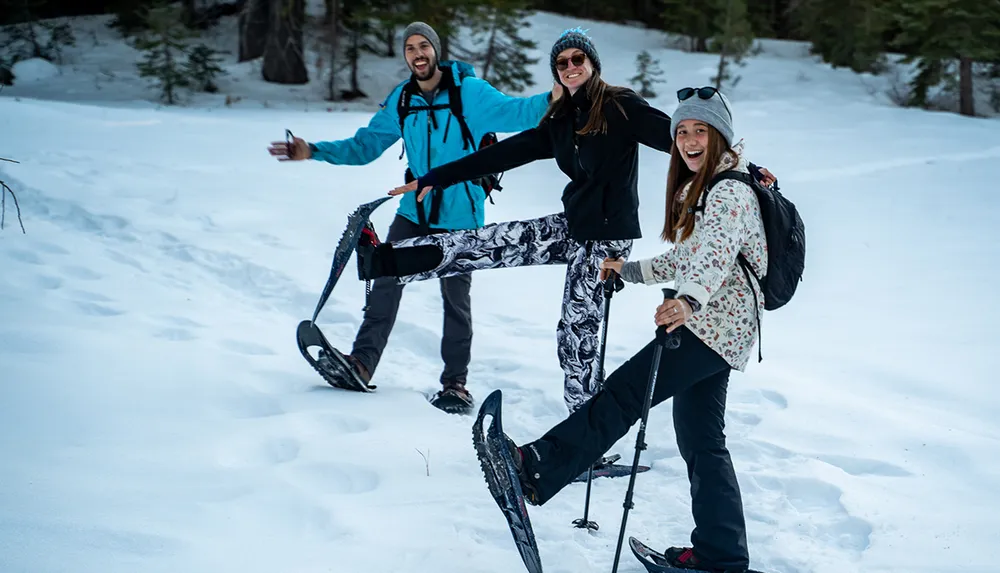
xmin=639 ymin=258 xmax=659 ymax=285
xmin=676 ymin=281 xmax=710 ymax=309
xmin=307 ymin=142 xmax=321 ymax=160
xmin=417 ymin=170 xmax=440 ymax=189
xmin=620 ymin=261 xmax=644 ymax=284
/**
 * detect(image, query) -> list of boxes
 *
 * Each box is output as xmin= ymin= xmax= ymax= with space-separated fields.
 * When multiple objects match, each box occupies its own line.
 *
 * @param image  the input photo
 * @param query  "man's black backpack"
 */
xmin=396 ymin=62 xmax=504 ymax=204
xmin=707 ymin=170 xmax=805 ymax=311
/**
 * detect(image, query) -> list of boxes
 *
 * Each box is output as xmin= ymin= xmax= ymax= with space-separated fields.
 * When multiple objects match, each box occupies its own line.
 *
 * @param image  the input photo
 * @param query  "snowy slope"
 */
xmin=2 ymin=11 xmax=999 ymax=573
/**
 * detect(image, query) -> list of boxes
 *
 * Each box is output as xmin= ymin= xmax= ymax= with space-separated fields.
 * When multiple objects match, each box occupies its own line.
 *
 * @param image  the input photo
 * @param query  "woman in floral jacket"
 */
xmin=504 ymin=87 xmax=766 ymax=573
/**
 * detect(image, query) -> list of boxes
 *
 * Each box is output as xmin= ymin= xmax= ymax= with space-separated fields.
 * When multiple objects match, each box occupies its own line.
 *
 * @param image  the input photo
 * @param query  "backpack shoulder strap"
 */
xmin=396 ymin=79 xmax=419 ymax=136
xmin=709 ymin=170 xmax=754 ymax=189
xmin=442 ymin=64 xmax=477 ymax=151
xmin=694 ymin=169 xmax=755 ymax=212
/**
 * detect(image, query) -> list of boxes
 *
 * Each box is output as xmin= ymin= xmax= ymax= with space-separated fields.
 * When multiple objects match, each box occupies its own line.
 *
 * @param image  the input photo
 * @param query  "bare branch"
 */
xmin=415 ymin=448 xmax=430 ymax=477
xmin=1 ymin=179 xmax=26 ymax=234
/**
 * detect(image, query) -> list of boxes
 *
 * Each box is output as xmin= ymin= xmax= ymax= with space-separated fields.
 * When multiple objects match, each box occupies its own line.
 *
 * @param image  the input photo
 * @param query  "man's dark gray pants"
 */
xmin=350 ymin=215 xmax=472 ymax=384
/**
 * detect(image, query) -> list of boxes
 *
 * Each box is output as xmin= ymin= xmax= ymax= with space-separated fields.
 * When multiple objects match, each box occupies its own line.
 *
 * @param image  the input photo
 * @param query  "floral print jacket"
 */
xmin=636 ymin=143 xmax=767 ymax=371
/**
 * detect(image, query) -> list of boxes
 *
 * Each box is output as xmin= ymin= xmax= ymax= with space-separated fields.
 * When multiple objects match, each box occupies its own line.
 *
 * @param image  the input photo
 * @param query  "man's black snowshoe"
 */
xmin=430 ymin=382 xmax=475 ymax=415
xmin=296 ymin=321 xmax=375 ymax=392
xmin=472 ymin=389 xmax=543 ymax=573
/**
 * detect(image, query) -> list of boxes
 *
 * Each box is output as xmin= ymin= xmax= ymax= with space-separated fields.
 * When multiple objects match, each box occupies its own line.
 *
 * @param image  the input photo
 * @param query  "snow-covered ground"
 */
xmin=2 ymin=10 xmax=999 ymax=573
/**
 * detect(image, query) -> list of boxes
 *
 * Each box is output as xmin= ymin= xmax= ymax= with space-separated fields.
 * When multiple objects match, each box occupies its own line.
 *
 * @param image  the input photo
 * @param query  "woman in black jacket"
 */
xmin=370 ymin=28 xmax=772 ymax=413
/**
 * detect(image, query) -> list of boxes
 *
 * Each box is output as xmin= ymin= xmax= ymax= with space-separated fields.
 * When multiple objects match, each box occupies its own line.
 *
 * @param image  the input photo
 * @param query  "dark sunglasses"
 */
xmin=677 ymin=86 xmax=732 ymax=120
xmin=555 ymin=53 xmax=587 ymax=71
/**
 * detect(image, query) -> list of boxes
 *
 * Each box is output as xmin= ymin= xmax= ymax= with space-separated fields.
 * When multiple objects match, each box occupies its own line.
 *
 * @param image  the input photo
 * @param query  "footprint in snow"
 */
xmin=216 ymin=435 xmax=302 ymax=469
xmin=292 ymin=462 xmax=380 ymax=495
xmin=60 ymin=265 xmax=102 ymax=280
xmin=105 ymin=249 xmax=146 ymax=272
xmin=76 ymin=301 xmax=125 ymax=317
xmin=228 ymin=394 xmax=286 ymax=419
xmin=34 ymin=241 xmax=69 ymax=255
xmin=220 ymin=339 xmax=275 ymax=356
xmin=154 ymin=328 xmax=197 ymax=341
xmin=748 ymin=474 xmax=873 ymax=554
xmin=6 ymin=249 xmax=43 ymax=265
xmin=815 ymin=454 xmax=911 ymax=477
xmin=32 ymin=275 xmax=63 ymax=290
xmin=758 ymin=389 xmax=789 ymax=409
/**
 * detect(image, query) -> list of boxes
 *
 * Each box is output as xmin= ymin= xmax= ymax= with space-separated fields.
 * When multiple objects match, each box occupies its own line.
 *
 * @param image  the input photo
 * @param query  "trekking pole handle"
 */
xmin=603 ymin=249 xmax=625 ymax=297
xmin=656 ymin=288 xmax=682 ymax=349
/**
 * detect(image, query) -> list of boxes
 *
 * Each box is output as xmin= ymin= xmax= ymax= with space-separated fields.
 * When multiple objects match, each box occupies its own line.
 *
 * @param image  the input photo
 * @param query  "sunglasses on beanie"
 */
xmin=555 ymin=53 xmax=587 ymax=71
xmin=677 ymin=86 xmax=732 ymax=120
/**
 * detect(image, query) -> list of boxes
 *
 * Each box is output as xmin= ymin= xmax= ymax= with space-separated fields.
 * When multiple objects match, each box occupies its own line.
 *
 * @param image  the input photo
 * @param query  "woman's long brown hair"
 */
xmin=662 ymin=125 xmax=731 ymax=243
xmin=540 ymin=67 xmax=628 ymax=135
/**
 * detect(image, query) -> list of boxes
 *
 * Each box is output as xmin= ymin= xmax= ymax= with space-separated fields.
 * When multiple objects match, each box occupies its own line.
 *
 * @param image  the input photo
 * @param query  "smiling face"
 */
xmin=404 ymin=34 xmax=437 ymax=81
xmin=555 ymin=48 xmax=592 ymax=94
xmin=674 ymin=119 xmax=713 ymax=172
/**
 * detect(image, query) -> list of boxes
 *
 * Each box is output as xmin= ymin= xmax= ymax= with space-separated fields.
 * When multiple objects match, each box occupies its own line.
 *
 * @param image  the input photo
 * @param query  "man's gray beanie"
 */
xmin=671 ymin=90 xmax=735 ymax=147
xmin=402 ymin=22 xmax=441 ymax=60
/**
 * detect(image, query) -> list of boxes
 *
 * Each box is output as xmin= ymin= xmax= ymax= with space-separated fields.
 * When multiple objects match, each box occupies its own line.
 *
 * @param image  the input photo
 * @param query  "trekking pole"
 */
xmin=610 ymin=288 xmax=682 ymax=573
xmin=572 ymin=250 xmax=625 ymax=532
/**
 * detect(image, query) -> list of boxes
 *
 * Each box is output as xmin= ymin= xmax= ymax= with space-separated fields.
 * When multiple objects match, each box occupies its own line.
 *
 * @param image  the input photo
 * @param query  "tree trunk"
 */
xmin=181 ymin=0 xmax=197 ymax=27
xmin=350 ymin=28 xmax=361 ymax=94
xmin=384 ymin=24 xmax=394 ymax=57
xmin=959 ymin=56 xmax=975 ymax=117
xmin=481 ymin=18 xmax=498 ymax=81
xmin=238 ymin=0 xmax=268 ymax=61
xmin=263 ymin=0 xmax=308 ymax=84
xmin=325 ymin=0 xmax=339 ymax=100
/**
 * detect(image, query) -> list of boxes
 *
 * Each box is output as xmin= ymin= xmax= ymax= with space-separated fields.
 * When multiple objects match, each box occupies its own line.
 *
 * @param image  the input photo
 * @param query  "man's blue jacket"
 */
xmin=310 ymin=61 xmax=551 ymax=230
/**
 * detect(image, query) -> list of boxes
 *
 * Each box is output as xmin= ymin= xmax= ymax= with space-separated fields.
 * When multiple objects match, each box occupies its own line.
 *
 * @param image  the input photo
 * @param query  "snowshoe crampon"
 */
xmin=629 ymin=537 xmax=767 ymax=573
xmin=472 ymin=389 xmax=542 ymax=573
xmin=572 ymin=453 xmax=650 ymax=483
xmin=296 ymin=320 xmax=375 ymax=392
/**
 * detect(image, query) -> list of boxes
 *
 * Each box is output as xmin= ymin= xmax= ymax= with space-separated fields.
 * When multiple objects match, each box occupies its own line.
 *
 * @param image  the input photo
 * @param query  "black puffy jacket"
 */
xmin=419 ymin=87 xmax=673 ymax=241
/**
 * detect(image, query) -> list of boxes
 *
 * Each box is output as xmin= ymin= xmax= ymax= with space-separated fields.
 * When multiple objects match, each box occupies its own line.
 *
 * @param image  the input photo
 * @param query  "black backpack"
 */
xmin=706 ymin=170 xmax=805 ymax=311
xmin=396 ymin=62 xmax=504 ymax=216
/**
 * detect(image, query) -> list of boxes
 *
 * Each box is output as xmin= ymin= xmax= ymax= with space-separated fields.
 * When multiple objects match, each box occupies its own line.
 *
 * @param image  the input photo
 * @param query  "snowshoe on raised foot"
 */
xmin=472 ymin=389 xmax=543 ymax=573
xmin=571 ymin=453 xmax=650 ymax=483
xmin=296 ymin=320 xmax=375 ymax=392
xmin=430 ymin=381 xmax=474 ymax=415
xmin=629 ymin=537 xmax=765 ymax=573
xmin=295 ymin=197 xmax=391 ymax=388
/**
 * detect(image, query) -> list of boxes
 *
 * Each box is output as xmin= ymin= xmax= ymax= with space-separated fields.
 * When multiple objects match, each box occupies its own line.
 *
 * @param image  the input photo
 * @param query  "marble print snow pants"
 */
xmin=391 ymin=213 xmax=632 ymax=411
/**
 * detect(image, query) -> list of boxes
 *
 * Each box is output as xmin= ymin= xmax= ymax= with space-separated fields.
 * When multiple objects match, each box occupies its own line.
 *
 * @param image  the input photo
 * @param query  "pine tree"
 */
xmin=985 ymin=62 xmax=1000 ymax=112
xmin=3 ymin=0 xmax=75 ymax=64
xmin=629 ymin=50 xmax=665 ymax=97
xmin=711 ymin=0 xmax=754 ymax=90
xmin=793 ymin=0 xmax=887 ymax=73
xmin=407 ymin=0 xmax=467 ymax=60
xmin=462 ymin=0 xmax=538 ymax=93
xmin=44 ymin=22 xmax=74 ymax=64
xmin=133 ymin=4 xmax=191 ymax=105
xmin=0 ymin=57 xmax=13 ymax=85
xmin=892 ymin=0 xmax=1000 ymax=116
xmin=108 ymin=0 xmax=158 ymax=37
xmin=185 ymin=44 xmax=225 ymax=93
xmin=659 ymin=0 xmax=719 ymax=52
